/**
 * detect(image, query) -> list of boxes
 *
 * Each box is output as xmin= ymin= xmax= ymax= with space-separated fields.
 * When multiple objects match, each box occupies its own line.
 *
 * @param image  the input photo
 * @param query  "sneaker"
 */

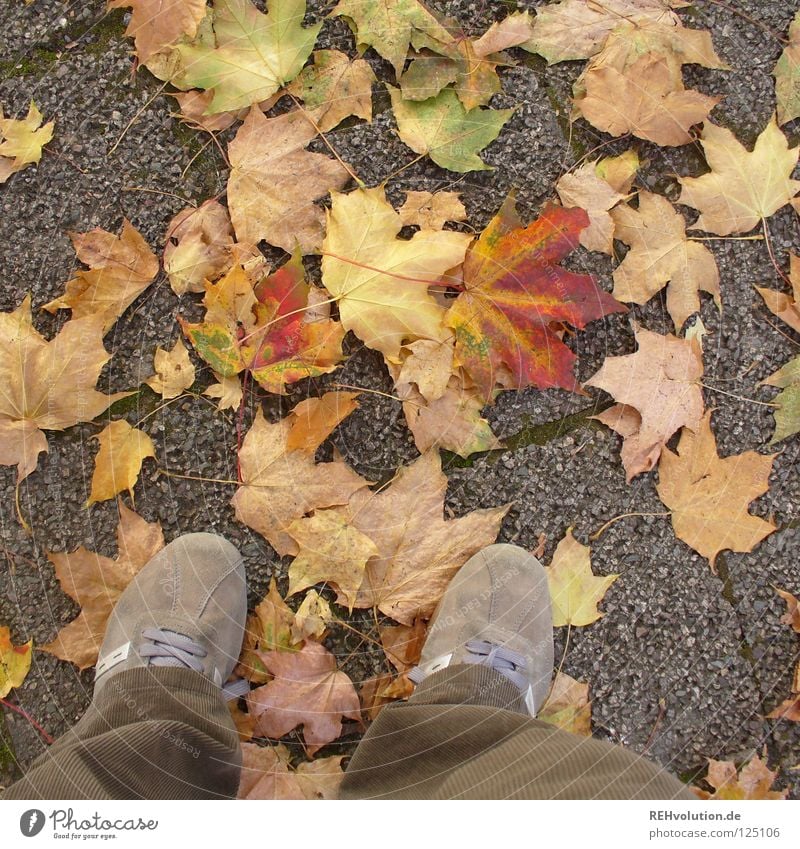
xmin=93 ymin=533 xmax=247 ymax=696
xmin=409 ymin=543 xmax=554 ymax=715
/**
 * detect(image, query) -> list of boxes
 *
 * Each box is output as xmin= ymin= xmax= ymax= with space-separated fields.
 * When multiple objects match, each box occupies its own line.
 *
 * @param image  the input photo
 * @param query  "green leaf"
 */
xmin=388 ymin=85 xmax=513 ymax=172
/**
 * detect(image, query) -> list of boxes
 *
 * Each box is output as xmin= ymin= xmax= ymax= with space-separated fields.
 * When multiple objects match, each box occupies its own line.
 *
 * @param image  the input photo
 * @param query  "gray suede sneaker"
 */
xmin=94 ymin=533 xmax=247 ymax=696
xmin=408 ymin=544 xmax=554 ymax=716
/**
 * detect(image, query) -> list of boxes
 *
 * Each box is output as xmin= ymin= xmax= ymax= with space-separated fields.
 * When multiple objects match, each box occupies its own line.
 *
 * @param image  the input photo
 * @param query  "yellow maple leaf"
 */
xmin=87 ymin=420 xmax=156 ymax=506
xmin=0 ymin=626 xmax=32 ymax=698
xmin=0 ymin=101 xmax=54 ymax=183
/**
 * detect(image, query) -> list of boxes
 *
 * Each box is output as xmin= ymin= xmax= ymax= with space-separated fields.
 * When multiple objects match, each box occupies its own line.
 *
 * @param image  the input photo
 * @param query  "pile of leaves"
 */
xmin=2 ymin=0 xmax=800 ymax=799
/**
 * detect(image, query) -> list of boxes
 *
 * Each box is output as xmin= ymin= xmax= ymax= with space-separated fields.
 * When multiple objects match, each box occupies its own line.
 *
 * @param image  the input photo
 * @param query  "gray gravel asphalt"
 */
xmin=0 ymin=0 xmax=798 ymax=797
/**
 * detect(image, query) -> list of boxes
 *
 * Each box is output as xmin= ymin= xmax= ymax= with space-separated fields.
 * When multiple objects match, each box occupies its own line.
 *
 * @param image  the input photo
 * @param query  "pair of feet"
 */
xmin=94 ymin=535 xmax=555 ymax=716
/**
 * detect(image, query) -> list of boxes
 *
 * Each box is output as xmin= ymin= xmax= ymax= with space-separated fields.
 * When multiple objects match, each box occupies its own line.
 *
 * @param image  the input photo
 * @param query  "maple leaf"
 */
xmin=766 ymin=588 xmax=800 ymax=722
xmin=236 ymin=578 xmax=296 ymax=684
xmin=321 ymin=186 xmax=471 ymax=360
xmin=379 ymin=618 xmax=427 ymax=673
xmin=348 ymin=451 xmax=510 ymax=623
xmin=87 ymin=420 xmax=156 ymax=506
xmin=232 ymin=409 xmax=368 ymax=556
xmin=145 ymin=338 xmax=196 ymax=399
xmin=332 ymin=0 xmax=452 ymax=76
xmin=545 ymin=529 xmax=618 ymax=627
xmin=285 ymin=391 xmax=360 ymax=452
xmin=678 ymin=118 xmax=800 ymax=236
xmin=610 ymin=192 xmax=720 ymax=331
xmin=247 ymin=641 xmax=361 ymax=755
xmin=761 ymin=355 xmax=800 ymax=445
xmin=42 ymin=504 xmax=164 ymax=669
xmin=163 ymin=201 xmax=234 ymax=295
xmin=397 ymin=374 xmax=502 ymax=458
xmin=0 ymin=626 xmax=32 ymax=698
xmin=472 ymin=10 xmax=537 ymax=57
xmin=109 ymin=0 xmax=207 ymax=63
xmin=756 ymin=252 xmax=800 ymax=335
xmin=538 ymin=671 xmax=591 ymax=736
xmin=694 ymin=754 xmax=787 ymax=800
xmin=171 ymin=0 xmax=321 ymax=113
xmin=0 ymin=297 xmax=128 ymax=483
xmin=182 ymin=256 xmax=345 ymax=395
xmin=398 ymin=190 xmax=467 ymax=230
xmin=388 ymin=86 xmax=513 ymax=172
xmin=204 ymin=373 xmax=243 ymax=411
xmin=445 ymin=196 xmax=627 ymax=401
xmin=656 ymin=412 xmax=776 ymax=570
xmin=586 ymin=326 xmax=704 ymax=481
xmin=239 ymin=742 xmax=344 ymax=799
xmin=287 ymin=508 xmax=380 ymax=609
xmin=291 ymin=590 xmax=333 ymax=644
xmin=227 ymin=106 xmax=351 ymax=254
xmin=555 ymin=159 xmax=631 ymax=255
xmin=579 ymin=53 xmax=719 ymax=147
xmin=775 ymin=11 xmax=800 ymax=126
xmin=528 ymin=0 xmax=684 ymax=64
xmin=594 ymin=150 xmax=640 ymax=194
xmin=395 ymin=338 xmax=455 ymax=402
xmin=0 ymin=101 xmax=54 ymax=183
xmin=287 ymin=50 xmax=375 ymax=133
xmin=43 ymin=220 xmax=159 ymax=335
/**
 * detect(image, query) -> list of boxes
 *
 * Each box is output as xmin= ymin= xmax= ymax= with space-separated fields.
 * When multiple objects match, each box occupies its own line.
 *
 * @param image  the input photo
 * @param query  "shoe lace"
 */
xmin=409 ymin=639 xmax=528 ymax=693
xmin=139 ymin=628 xmax=207 ymax=673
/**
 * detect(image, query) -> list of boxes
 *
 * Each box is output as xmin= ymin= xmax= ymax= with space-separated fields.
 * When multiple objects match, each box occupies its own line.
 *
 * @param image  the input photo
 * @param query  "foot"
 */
xmin=94 ymin=533 xmax=247 ymax=696
xmin=409 ymin=543 xmax=553 ymax=716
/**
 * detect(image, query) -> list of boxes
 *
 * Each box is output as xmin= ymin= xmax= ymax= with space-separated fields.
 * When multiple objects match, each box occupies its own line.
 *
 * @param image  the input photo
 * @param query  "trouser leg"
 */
xmin=3 ymin=667 xmax=241 ymax=800
xmin=340 ymin=664 xmax=694 ymax=800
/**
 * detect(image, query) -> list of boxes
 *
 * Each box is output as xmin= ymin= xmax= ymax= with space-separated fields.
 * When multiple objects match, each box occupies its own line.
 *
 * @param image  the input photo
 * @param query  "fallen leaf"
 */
xmin=332 ymin=0 xmax=452 ymax=76
xmin=43 ymin=220 xmax=159 ymax=334
xmin=398 ymin=374 xmax=501 ymax=457
xmin=775 ymin=11 xmax=800 ymax=126
xmin=247 ymin=641 xmax=361 ymax=755
xmin=446 ymin=196 xmax=627 ymax=400
xmin=473 ymin=10 xmax=536 ymax=56
xmin=555 ymin=161 xmax=630 ymax=254
xmin=163 ymin=201 xmax=234 ymax=295
xmin=286 ymin=391 xmax=360 ymax=452
xmin=761 ymin=355 xmax=800 ymax=444
xmin=678 ymin=118 xmax=800 ymax=236
xmin=169 ymin=89 xmax=246 ymax=132
xmin=321 ymin=186 xmax=471 ymax=360
xmin=579 ymin=53 xmax=719 ymax=147
xmin=379 ymin=618 xmax=427 ymax=673
xmin=388 ymin=85 xmax=513 ymax=172
xmin=545 ymin=529 xmax=618 ymax=627
xmin=695 ymin=754 xmax=787 ymax=800
xmin=145 ymin=338 xmax=196 ymax=399
xmin=396 ymin=338 xmax=454 ymax=402
xmin=0 ymin=101 xmax=54 ymax=183
xmin=291 ymin=590 xmax=333 ymax=644
xmin=594 ymin=149 xmax=640 ymax=194
xmin=767 ymin=588 xmax=800 ymax=722
xmin=360 ymin=672 xmax=402 ymax=720
xmin=349 ymin=451 xmax=510 ymax=623
xmin=172 ymin=0 xmax=321 ymax=113
xmin=228 ymin=700 xmax=255 ymax=741
xmin=610 ymin=192 xmax=721 ymax=331
xmin=204 ymin=373 xmax=243 ymax=410
xmin=287 ymin=49 xmax=375 ymax=132
xmin=656 ymin=411 xmax=776 ymax=570
xmin=226 ymin=106 xmax=351 ymax=254
xmin=236 ymin=577 xmax=296 ymax=684
xmin=538 ymin=672 xmax=591 ymax=736
xmin=397 ymin=190 xmax=467 ymax=230
xmin=87 ymin=420 xmax=156 ymax=506
xmin=109 ymin=0 xmax=207 ymax=63
xmin=529 ymin=0 xmax=684 ymax=64
xmin=586 ymin=325 xmax=705 ymax=480
xmin=182 ymin=256 xmax=345 ymax=395
xmin=756 ymin=253 xmax=800 ymax=335
xmin=287 ymin=508 xmax=380 ymax=609
xmin=0 ymin=626 xmax=32 ymax=698
xmin=0 ymin=297 xmax=128 ymax=483
xmin=42 ymin=504 xmax=164 ymax=669
xmin=239 ymin=742 xmax=344 ymax=799
xmin=232 ymin=409 xmax=368 ymax=556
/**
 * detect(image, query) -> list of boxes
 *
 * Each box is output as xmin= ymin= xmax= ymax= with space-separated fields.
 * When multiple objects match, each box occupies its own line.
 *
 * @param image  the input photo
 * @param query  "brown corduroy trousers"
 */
xmin=3 ymin=664 xmax=693 ymax=800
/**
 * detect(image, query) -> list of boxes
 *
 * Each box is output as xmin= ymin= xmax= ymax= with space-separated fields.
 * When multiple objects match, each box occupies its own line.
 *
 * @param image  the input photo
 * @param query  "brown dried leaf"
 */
xmin=163 ymin=202 xmax=234 ymax=295
xmin=397 ymin=190 xmax=467 ymax=230
xmin=538 ymin=672 xmax=591 ymax=736
xmin=286 ymin=391 xmax=360 ymax=452
xmin=145 ymin=338 xmax=196 ymax=399
xmin=87 ymin=420 xmax=156 ymax=506
xmin=695 ymin=754 xmax=787 ymax=800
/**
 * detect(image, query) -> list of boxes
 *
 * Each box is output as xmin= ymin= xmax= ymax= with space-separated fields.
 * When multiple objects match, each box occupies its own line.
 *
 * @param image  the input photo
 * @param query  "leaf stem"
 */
xmin=0 ymin=697 xmax=54 ymax=745
xmin=590 ymin=512 xmax=670 ymax=540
